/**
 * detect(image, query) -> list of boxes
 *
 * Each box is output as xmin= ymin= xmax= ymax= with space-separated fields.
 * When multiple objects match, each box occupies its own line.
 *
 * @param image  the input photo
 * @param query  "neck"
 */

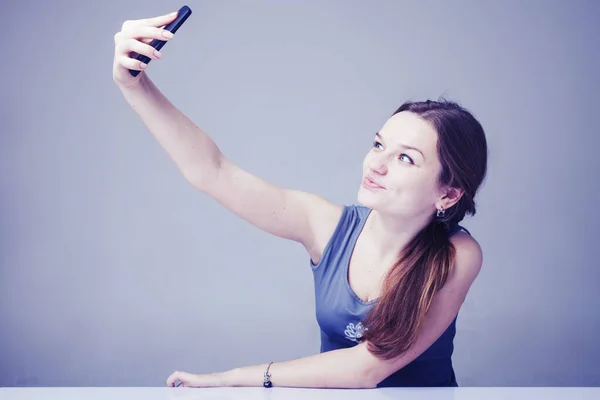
xmin=363 ymin=208 xmax=432 ymax=264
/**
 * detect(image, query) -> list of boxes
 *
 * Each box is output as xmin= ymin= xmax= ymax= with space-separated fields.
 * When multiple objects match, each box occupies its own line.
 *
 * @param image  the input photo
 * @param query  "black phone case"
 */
xmin=129 ymin=5 xmax=192 ymax=77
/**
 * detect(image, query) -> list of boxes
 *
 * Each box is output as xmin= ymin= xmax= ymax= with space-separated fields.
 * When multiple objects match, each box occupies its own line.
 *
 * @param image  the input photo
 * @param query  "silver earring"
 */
xmin=436 ymin=207 xmax=445 ymax=218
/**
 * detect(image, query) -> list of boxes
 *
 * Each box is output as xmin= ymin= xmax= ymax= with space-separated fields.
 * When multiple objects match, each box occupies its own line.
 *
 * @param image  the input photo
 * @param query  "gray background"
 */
xmin=1 ymin=0 xmax=599 ymax=388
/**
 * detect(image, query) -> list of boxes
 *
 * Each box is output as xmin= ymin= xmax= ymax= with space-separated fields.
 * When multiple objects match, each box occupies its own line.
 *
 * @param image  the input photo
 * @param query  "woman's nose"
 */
xmin=368 ymin=156 xmax=388 ymax=175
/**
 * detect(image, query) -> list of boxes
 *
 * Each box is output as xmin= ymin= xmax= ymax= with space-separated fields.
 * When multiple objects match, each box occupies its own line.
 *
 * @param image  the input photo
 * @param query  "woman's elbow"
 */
xmin=353 ymin=346 xmax=391 ymax=388
xmin=325 ymin=368 xmax=379 ymax=389
xmin=357 ymin=364 xmax=386 ymax=389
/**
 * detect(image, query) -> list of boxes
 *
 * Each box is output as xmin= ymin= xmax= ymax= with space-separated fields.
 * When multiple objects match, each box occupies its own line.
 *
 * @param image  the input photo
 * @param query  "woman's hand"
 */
xmin=166 ymin=370 xmax=227 ymax=388
xmin=112 ymin=10 xmax=178 ymax=89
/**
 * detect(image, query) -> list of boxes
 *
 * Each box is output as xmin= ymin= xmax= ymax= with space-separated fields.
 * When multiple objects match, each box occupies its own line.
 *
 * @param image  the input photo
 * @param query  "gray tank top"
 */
xmin=310 ymin=204 xmax=470 ymax=387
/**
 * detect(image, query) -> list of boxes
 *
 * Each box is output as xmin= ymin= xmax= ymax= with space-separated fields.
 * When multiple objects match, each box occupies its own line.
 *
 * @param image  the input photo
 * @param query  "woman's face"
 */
xmin=357 ymin=111 xmax=445 ymax=217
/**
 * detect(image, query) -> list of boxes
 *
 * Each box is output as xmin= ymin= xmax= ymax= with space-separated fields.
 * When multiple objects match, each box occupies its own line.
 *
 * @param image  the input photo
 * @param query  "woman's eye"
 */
xmin=399 ymin=154 xmax=414 ymax=164
xmin=372 ymin=140 xmax=383 ymax=149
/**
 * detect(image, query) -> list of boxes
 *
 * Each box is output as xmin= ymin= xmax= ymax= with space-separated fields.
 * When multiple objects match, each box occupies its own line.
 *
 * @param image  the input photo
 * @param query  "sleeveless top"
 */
xmin=310 ymin=204 xmax=470 ymax=387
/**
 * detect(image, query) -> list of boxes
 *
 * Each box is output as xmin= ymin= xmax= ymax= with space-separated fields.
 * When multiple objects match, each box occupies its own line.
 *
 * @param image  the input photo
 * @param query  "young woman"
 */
xmin=112 ymin=10 xmax=487 ymax=389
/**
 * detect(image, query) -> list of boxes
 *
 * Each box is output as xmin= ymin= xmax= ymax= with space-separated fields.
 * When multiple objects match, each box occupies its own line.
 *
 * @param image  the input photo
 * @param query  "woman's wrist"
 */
xmin=220 ymin=365 xmax=271 ymax=387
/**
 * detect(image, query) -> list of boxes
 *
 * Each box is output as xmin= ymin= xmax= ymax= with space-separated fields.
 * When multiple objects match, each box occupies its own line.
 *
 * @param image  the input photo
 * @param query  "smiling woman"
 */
xmin=351 ymin=100 xmax=488 ymax=386
xmin=112 ymin=9 xmax=487 ymax=389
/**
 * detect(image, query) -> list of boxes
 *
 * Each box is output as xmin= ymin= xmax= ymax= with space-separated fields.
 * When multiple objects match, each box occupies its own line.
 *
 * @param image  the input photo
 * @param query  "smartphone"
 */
xmin=129 ymin=5 xmax=192 ymax=77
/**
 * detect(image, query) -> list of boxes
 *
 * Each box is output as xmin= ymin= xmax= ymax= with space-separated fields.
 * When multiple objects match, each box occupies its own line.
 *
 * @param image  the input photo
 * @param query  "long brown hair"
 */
xmin=359 ymin=99 xmax=488 ymax=360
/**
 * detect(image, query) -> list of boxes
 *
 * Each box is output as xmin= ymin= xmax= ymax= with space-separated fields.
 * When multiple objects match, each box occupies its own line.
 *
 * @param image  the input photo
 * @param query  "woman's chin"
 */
xmin=357 ymin=189 xmax=381 ymax=209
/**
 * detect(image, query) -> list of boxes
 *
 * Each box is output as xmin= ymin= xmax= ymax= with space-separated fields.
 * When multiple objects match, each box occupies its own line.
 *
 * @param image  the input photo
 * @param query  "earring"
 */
xmin=436 ymin=207 xmax=445 ymax=218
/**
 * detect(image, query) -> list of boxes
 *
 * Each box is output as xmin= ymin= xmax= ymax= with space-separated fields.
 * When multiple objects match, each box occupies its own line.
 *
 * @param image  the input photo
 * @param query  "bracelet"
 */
xmin=263 ymin=361 xmax=274 ymax=388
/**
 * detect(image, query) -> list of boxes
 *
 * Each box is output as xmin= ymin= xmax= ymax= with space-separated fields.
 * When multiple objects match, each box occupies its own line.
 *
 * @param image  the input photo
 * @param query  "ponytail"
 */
xmin=360 ymin=219 xmax=456 ymax=360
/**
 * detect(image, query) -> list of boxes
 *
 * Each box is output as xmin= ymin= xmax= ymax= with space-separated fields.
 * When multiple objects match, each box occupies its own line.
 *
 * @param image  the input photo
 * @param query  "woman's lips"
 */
xmin=362 ymin=176 xmax=386 ymax=190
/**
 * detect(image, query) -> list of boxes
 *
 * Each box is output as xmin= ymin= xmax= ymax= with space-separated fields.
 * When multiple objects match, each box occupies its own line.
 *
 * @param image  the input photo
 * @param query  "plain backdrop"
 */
xmin=1 ymin=0 xmax=599 ymax=387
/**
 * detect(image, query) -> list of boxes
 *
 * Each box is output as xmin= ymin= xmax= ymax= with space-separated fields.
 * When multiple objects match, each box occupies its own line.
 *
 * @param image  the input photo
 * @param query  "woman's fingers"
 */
xmin=117 ymin=54 xmax=148 ymax=72
xmin=112 ymin=10 xmax=178 ymax=86
xmin=136 ymin=11 xmax=178 ymax=28
xmin=118 ymin=25 xmax=173 ymax=44
xmin=166 ymin=371 xmax=224 ymax=388
xmin=116 ymin=37 xmax=162 ymax=61
xmin=166 ymin=370 xmax=195 ymax=387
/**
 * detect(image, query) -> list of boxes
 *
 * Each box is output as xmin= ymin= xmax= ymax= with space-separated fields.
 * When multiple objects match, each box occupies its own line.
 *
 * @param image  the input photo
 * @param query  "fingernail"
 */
xmin=140 ymin=62 xmax=148 ymax=69
xmin=154 ymin=50 xmax=162 ymax=59
xmin=162 ymin=30 xmax=174 ymax=39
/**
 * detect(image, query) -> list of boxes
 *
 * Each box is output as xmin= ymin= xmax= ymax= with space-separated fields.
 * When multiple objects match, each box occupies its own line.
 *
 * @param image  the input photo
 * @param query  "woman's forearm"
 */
xmin=220 ymin=346 xmax=379 ymax=389
xmin=117 ymin=75 xmax=223 ymax=190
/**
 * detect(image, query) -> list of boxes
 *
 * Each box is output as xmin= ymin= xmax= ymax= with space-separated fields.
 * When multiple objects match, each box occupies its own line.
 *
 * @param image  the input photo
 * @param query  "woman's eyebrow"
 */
xmin=375 ymin=132 xmax=425 ymax=160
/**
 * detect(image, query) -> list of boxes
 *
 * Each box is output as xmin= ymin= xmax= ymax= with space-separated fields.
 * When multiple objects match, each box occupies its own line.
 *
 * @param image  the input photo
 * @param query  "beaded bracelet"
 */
xmin=263 ymin=362 xmax=274 ymax=388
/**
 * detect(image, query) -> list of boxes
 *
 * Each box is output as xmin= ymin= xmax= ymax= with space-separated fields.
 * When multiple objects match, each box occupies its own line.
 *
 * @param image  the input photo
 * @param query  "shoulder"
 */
xmin=352 ymin=204 xmax=372 ymax=219
xmin=448 ymin=230 xmax=483 ymax=286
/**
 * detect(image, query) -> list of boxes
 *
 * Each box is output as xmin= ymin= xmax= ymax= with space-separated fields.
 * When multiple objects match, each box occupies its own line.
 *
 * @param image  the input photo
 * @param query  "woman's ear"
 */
xmin=437 ymin=187 xmax=464 ymax=210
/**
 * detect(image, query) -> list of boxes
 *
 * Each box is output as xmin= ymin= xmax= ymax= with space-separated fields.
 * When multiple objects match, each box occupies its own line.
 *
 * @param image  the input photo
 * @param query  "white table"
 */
xmin=1 ymin=387 xmax=599 ymax=400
